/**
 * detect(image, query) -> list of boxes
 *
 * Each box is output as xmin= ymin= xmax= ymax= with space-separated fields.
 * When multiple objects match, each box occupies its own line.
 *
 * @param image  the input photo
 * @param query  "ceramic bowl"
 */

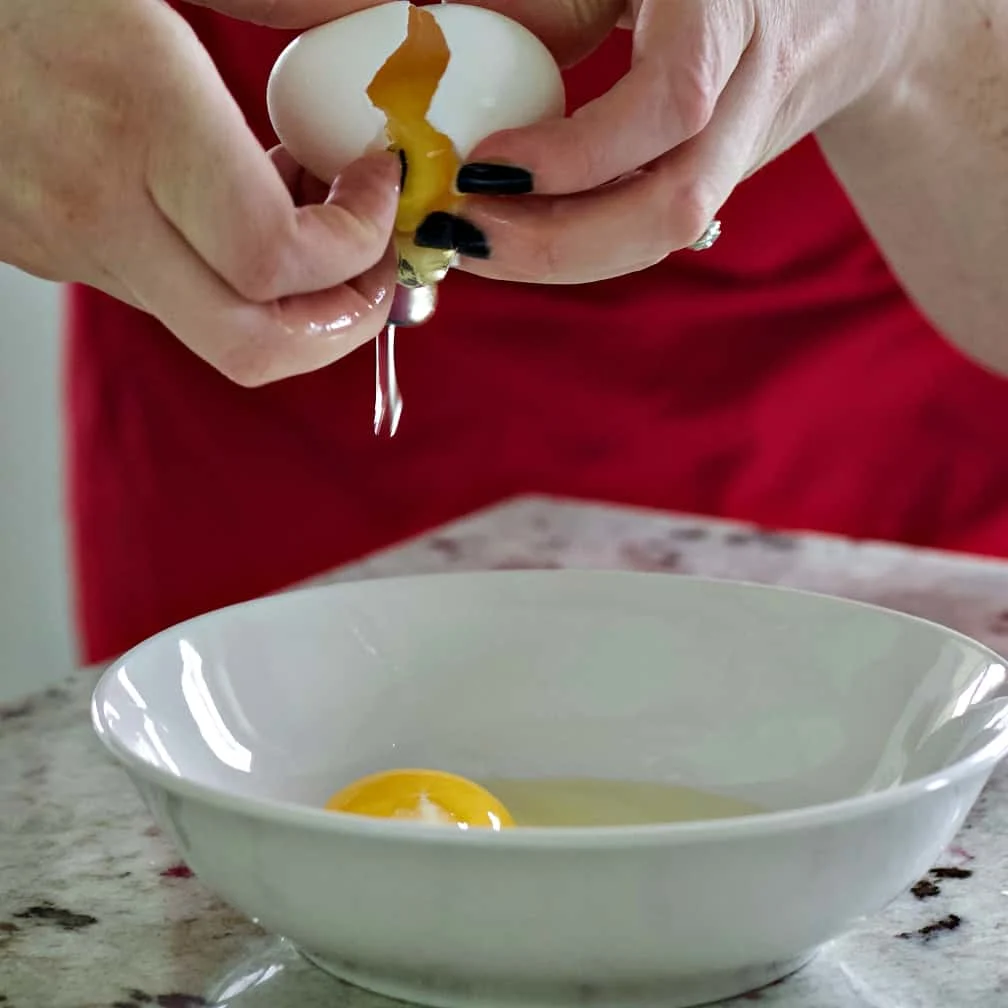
xmin=92 ymin=571 xmax=1008 ymax=1007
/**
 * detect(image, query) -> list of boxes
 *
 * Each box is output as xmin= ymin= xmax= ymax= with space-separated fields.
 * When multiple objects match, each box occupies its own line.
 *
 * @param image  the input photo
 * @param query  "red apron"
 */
xmin=67 ymin=13 xmax=1008 ymax=663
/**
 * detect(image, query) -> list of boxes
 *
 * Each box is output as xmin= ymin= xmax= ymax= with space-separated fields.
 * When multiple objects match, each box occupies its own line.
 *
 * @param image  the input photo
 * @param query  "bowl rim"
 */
xmin=91 ymin=569 xmax=1008 ymax=850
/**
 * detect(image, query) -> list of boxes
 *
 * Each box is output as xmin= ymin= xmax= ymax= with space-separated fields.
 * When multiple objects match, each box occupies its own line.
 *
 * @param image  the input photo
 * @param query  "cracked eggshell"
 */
xmin=267 ymin=1 xmax=565 ymax=185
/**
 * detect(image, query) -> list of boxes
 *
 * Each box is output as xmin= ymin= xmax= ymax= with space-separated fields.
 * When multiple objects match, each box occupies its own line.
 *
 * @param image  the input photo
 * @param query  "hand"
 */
xmin=433 ymin=0 xmax=924 ymax=284
xmin=0 ymin=0 xmax=397 ymax=385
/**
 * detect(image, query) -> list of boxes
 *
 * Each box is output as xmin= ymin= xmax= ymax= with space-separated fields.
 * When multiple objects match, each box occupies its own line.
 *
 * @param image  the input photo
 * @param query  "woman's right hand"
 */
xmin=1 ymin=0 xmax=399 ymax=385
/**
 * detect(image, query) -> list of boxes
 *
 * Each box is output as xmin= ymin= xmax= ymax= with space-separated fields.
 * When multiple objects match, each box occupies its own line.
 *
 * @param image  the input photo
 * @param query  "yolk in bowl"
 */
xmin=326 ymin=773 xmax=766 ymax=828
xmin=326 ymin=768 xmax=515 ymax=830
xmin=367 ymin=4 xmax=459 ymax=237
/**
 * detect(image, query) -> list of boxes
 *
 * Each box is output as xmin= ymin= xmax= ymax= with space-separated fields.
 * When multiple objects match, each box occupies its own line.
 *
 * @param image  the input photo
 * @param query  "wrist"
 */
xmin=816 ymin=0 xmax=941 ymax=159
xmin=857 ymin=0 xmax=932 ymax=118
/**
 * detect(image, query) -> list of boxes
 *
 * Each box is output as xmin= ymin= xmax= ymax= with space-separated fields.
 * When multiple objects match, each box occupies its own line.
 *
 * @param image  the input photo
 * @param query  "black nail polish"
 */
xmin=397 ymin=149 xmax=408 ymax=190
xmin=414 ymin=212 xmax=491 ymax=259
xmin=456 ymin=163 xmax=534 ymax=196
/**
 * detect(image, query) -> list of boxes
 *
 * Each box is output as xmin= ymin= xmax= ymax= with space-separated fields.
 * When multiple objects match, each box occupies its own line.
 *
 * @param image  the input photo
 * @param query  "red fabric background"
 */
xmin=67 ymin=16 xmax=1008 ymax=662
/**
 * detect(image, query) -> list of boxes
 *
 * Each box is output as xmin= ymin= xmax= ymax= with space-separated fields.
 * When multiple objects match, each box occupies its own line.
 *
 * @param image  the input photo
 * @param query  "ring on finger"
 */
xmin=688 ymin=219 xmax=722 ymax=252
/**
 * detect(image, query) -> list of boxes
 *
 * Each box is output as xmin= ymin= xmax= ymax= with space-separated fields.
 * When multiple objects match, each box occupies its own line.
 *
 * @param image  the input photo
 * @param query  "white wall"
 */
xmin=0 ymin=266 xmax=75 ymax=702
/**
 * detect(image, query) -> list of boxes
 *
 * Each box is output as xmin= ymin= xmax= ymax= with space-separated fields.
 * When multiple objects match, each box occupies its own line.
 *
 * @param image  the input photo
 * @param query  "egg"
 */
xmin=267 ymin=1 xmax=565 ymax=285
xmin=325 ymin=768 xmax=515 ymax=830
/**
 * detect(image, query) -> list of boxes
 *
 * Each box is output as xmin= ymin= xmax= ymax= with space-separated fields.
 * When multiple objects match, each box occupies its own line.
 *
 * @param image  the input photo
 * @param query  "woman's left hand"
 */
xmin=426 ymin=0 xmax=925 ymax=283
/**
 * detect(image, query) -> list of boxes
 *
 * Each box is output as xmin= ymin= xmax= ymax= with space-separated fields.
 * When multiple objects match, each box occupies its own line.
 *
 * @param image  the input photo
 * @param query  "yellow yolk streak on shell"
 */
xmin=366 ymin=5 xmax=460 ymax=238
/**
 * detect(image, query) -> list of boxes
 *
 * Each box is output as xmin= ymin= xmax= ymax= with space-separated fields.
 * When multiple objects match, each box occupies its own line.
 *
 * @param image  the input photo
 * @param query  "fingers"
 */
xmin=1 ymin=0 xmax=399 ymax=385
xmin=467 ymin=0 xmax=754 ymax=194
xmin=453 ymin=172 xmax=703 ymax=284
xmin=182 ymin=0 xmax=388 ymax=29
xmin=145 ymin=41 xmax=399 ymax=304
xmin=120 ymin=36 xmax=400 ymax=384
xmin=114 ymin=197 xmax=396 ymax=386
xmin=452 ymin=0 xmax=624 ymax=66
xmin=456 ymin=57 xmax=767 ymax=284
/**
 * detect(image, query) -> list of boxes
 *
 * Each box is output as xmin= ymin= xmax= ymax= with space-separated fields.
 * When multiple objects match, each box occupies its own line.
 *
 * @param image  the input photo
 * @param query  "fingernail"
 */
xmin=414 ymin=212 xmax=491 ymax=259
xmin=456 ymin=163 xmax=533 ymax=195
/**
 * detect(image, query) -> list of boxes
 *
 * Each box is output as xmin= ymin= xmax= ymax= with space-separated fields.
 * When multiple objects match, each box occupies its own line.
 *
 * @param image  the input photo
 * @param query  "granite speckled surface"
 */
xmin=3 ymin=496 xmax=1008 ymax=1008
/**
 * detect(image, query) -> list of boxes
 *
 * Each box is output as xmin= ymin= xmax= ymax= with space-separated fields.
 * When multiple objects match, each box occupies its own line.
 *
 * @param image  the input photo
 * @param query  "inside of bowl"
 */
xmin=96 ymin=572 xmax=1008 ymax=815
xmin=898 ymin=696 xmax=1008 ymax=783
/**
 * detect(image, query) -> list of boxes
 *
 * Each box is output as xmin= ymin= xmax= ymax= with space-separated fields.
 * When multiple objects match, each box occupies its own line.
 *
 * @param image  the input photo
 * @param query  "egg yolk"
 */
xmin=366 ymin=4 xmax=460 ymax=237
xmin=325 ymin=769 xmax=515 ymax=830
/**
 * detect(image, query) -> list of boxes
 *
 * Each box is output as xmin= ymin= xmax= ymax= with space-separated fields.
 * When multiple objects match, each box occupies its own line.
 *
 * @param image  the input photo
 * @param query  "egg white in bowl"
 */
xmin=92 ymin=571 xmax=1008 ymax=1007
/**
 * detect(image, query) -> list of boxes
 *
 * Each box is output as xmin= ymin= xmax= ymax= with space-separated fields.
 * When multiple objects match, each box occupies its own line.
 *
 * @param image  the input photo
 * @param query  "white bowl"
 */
xmin=92 ymin=571 xmax=1008 ymax=1008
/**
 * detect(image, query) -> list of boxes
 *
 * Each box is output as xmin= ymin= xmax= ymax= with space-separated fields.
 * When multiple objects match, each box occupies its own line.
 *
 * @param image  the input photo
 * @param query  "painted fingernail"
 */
xmin=456 ymin=163 xmax=534 ymax=195
xmin=414 ymin=212 xmax=491 ymax=259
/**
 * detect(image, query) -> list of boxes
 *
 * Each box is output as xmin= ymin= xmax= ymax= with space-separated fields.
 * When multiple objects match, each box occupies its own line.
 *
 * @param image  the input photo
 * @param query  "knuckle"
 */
xmin=668 ymin=53 xmax=720 ymax=137
xmin=660 ymin=177 xmax=720 ymax=250
xmin=226 ymin=234 xmax=289 ymax=303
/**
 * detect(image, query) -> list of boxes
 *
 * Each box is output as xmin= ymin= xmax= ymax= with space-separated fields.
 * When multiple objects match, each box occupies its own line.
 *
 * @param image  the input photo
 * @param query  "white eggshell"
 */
xmin=267 ymin=1 xmax=565 ymax=185
xmin=267 ymin=2 xmax=410 ymax=183
xmin=426 ymin=3 xmax=565 ymax=159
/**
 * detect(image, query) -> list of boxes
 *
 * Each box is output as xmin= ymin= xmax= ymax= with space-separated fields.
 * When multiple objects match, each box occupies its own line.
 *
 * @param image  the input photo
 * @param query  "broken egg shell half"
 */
xmin=266 ymin=1 xmax=566 ymax=188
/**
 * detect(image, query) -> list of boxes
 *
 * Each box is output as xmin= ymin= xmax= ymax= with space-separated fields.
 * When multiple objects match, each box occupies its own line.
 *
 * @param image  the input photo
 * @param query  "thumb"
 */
xmin=182 ymin=0 xmax=388 ymax=29
xmin=456 ymin=0 xmax=624 ymax=66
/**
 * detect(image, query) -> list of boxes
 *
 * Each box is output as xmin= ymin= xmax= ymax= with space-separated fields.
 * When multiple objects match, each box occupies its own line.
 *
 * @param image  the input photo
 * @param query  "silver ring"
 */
xmin=688 ymin=219 xmax=722 ymax=252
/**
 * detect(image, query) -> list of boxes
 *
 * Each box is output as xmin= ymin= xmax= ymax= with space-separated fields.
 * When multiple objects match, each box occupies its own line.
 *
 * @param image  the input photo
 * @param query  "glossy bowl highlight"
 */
xmin=92 ymin=571 xmax=1008 ymax=1007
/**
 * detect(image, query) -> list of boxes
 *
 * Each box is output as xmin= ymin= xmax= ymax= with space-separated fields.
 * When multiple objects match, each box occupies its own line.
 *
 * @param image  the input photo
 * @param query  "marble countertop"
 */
xmin=3 ymin=495 xmax=1008 ymax=1008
